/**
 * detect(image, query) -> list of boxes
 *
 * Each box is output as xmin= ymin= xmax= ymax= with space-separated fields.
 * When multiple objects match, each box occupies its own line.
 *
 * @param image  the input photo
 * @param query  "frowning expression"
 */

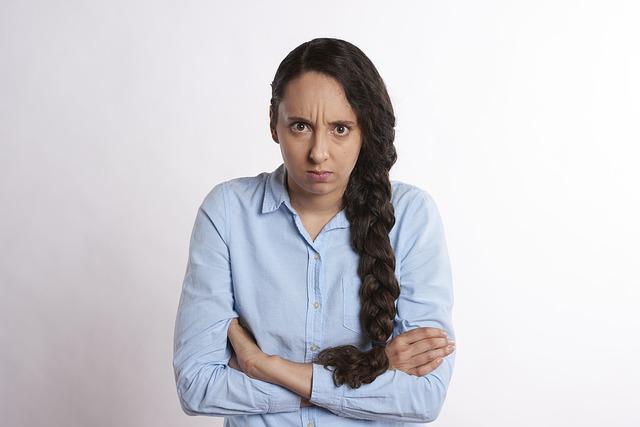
xmin=270 ymin=70 xmax=363 ymax=200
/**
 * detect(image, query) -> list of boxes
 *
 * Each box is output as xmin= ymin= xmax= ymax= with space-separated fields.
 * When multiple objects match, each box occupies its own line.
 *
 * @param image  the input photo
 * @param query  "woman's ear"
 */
xmin=269 ymin=106 xmax=279 ymax=144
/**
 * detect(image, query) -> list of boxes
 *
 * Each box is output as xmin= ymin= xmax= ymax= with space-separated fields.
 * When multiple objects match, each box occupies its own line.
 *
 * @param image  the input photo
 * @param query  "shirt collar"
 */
xmin=261 ymin=162 xmax=350 ymax=229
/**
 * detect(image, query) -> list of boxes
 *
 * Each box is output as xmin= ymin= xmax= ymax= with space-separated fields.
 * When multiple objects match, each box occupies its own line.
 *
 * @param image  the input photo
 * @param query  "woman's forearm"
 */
xmin=226 ymin=318 xmax=314 ymax=406
xmin=252 ymin=355 xmax=313 ymax=400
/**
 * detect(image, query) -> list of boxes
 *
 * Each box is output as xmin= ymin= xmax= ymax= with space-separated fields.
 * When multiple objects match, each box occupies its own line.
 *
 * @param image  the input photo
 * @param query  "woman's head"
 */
xmin=270 ymin=70 xmax=362 ymax=206
xmin=269 ymin=37 xmax=399 ymax=388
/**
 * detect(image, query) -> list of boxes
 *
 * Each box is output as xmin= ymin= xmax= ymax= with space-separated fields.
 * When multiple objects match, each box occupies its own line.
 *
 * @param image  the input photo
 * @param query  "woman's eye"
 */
xmin=291 ymin=122 xmax=308 ymax=133
xmin=334 ymin=124 xmax=350 ymax=136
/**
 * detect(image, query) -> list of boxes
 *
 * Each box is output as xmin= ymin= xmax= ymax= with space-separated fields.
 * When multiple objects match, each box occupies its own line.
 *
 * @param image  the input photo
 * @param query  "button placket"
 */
xmin=308 ymin=251 xmax=322 ymax=357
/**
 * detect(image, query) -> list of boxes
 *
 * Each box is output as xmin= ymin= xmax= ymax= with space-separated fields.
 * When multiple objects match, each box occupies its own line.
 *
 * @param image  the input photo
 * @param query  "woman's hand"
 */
xmin=384 ymin=327 xmax=455 ymax=376
xmin=226 ymin=318 xmax=270 ymax=379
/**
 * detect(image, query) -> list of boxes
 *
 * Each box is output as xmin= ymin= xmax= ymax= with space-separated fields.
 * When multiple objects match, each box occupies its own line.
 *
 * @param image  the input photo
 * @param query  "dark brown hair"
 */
xmin=269 ymin=38 xmax=399 ymax=388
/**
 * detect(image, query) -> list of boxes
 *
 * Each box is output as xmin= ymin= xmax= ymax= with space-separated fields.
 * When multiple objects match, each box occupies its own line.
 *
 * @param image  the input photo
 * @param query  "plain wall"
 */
xmin=1 ymin=1 xmax=639 ymax=426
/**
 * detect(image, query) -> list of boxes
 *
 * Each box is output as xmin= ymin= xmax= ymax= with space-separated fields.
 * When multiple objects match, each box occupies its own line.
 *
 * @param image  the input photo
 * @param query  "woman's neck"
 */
xmin=285 ymin=172 xmax=344 ymax=217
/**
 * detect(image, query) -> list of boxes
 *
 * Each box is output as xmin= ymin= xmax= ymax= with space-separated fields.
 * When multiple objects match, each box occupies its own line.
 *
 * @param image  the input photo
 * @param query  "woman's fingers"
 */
xmin=387 ymin=327 xmax=456 ymax=376
xmin=386 ymin=336 xmax=452 ymax=365
xmin=409 ymin=357 xmax=446 ymax=377
xmin=388 ymin=337 xmax=455 ymax=376
xmin=404 ymin=337 xmax=451 ymax=358
xmin=394 ymin=327 xmax=447 ymax=345
xmin=407 ymin=342 xmax=455 ymax=371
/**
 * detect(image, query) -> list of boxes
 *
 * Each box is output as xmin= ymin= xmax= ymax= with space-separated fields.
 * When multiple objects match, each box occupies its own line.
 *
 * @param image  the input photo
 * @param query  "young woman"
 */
xmin=173 ymin=37 xmax=456 ymax=426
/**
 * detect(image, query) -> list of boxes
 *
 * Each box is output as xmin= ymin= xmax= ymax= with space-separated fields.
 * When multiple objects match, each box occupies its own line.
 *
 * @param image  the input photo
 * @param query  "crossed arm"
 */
xmin=225 ymin=318 xmax=454 ymax=409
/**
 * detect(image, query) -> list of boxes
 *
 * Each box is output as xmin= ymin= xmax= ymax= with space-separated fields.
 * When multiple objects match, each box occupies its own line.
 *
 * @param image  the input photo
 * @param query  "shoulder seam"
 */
xmin=221 ymin=181 xmax=230 ymax=245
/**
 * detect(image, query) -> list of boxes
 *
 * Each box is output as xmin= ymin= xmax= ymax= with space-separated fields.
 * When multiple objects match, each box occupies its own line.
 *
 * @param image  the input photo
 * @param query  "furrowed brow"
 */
xmin=287 ymin=116 xmax=356 ymax=126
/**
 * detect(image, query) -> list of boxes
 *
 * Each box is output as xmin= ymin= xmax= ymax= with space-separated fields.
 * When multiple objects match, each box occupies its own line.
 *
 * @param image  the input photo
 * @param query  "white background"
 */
xmin=1 ymin=1 xmax=639 ymax=426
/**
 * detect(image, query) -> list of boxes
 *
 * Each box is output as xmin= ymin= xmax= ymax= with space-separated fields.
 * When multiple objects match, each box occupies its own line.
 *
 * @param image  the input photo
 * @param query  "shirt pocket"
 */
xmin=342 ymin=274 xmax=363 ymax=334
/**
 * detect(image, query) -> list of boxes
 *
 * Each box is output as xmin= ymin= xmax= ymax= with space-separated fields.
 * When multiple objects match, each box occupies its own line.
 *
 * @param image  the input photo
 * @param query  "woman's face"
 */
xmin=270 ymin=70 xmax=362 ymax=206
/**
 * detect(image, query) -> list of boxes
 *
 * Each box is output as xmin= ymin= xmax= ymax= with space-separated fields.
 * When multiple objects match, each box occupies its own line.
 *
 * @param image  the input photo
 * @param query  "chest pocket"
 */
xmin=342 ymin=275 xmax=364 ymax=334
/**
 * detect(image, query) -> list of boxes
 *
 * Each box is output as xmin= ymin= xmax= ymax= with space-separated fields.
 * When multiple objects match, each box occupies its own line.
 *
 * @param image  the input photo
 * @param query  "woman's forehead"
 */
xmin=279 ymin=79 xmax=356 ymax=121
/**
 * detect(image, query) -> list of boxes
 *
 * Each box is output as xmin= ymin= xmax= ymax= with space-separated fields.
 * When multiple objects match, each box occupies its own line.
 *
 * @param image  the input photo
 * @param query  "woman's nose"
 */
xmin=309 ymin=132 xmax=329 ymax=163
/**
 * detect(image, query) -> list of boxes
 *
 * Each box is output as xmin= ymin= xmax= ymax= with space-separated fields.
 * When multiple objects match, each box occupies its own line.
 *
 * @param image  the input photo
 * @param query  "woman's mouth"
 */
xmin=306 ymin=171 xmax=332 ymax=182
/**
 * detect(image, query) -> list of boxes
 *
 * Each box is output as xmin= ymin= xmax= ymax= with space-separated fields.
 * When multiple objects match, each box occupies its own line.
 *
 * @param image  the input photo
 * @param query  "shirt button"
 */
xmin=310 ymin=344 xmax=319 ymax=351
xmin=314 ymin=253 xmax=320 ymax=260
xmin=313 ymin=301 xmax=320 ymax=309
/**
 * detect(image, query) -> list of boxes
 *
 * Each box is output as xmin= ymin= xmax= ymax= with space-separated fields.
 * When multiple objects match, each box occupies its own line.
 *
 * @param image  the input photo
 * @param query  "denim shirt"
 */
xmin=172 ymin=162 xmax=456 ymax=426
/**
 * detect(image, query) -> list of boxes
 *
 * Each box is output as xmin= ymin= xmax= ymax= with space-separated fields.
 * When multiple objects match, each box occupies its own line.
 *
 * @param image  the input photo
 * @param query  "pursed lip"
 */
xmin=308 ymin=170 xmax=332 ymax=174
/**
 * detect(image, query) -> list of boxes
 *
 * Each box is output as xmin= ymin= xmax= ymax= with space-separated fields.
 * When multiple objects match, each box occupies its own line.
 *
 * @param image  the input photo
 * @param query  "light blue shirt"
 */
xmin=172 ymin=162 xmax=456 ymax=426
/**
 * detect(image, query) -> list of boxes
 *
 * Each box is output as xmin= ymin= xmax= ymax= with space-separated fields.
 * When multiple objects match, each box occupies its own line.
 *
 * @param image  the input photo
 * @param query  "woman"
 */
xmin=173 ymin=37 xmax=456 ymax=426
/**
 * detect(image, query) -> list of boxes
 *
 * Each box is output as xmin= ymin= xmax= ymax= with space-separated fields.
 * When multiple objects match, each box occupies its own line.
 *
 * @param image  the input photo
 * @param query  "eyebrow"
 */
xmin=286 ymin=116 xmax=357 ymax=126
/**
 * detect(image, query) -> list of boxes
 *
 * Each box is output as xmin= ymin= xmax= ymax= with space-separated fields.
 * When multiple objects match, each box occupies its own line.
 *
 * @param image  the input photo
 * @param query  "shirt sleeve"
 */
xmin=172 ymin=182 xmax=302 ymax=416
xmin=309 ymin=188 xmax=456 ymax=423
